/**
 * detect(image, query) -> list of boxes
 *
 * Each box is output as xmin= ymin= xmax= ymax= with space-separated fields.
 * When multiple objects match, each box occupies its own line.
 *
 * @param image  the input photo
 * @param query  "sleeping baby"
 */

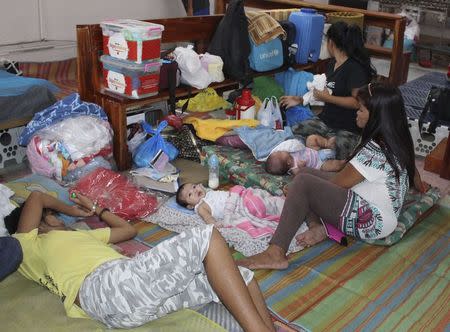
xmin=265 ymin=135 xmax=346 ymax=175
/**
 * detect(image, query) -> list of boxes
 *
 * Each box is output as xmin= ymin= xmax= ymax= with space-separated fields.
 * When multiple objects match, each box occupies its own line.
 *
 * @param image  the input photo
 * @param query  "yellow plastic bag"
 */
xmin=176 ymin=88 xmax=230 ymax=112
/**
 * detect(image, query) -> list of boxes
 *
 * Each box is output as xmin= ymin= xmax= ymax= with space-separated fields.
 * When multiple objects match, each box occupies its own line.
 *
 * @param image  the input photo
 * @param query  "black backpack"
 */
xmin=207 ymin=0 xmax=250 ymax=81
xmin=419 ymin=86 xmax=450 ymax=135
xmin=278 ymin=20 xmax=297 ymax=67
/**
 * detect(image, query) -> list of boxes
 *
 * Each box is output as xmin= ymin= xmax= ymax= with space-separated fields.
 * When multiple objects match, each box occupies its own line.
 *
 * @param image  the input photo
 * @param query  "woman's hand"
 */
xmin=69 ymin=191 xmax=96 ymax=216
xmin=69 ymin=205 xmax=94 ymax=218
xmin=280 ymin=96 xmax=303 ymax=108
xmin=313 ymin=88 xmax=330 ymax=102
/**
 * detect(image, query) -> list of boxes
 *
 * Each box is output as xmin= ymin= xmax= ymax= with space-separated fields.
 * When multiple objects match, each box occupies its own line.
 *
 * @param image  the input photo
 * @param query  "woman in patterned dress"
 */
xmin=239 ymin=83 xmax=427 ymax=270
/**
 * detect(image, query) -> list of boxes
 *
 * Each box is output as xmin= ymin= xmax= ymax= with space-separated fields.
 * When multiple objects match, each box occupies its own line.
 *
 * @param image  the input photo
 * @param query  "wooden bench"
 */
xmin=216 ymin=0 xmax=408 ymax=86
xmin=77 ymin=5 xmax=406 ymax=170
xmin=77 ymin=15 xmax=330 ymax=170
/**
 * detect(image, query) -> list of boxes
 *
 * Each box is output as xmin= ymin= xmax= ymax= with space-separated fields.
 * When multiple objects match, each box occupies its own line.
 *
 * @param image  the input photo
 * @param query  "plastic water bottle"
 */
xmin=208 ymin=154 xmax=219 ymax=189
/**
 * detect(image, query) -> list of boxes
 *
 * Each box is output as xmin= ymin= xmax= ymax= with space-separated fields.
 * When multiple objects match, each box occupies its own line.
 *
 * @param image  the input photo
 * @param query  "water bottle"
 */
xmin=208 ymin=154 xmax=219 ymax=189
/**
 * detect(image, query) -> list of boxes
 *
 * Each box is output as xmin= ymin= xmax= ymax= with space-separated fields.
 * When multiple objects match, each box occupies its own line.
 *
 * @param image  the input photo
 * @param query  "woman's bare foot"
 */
xmin=295 ymin=222 xmax=327 ymax=247
xmin=237 ymin=245 xmax=289 ymax=270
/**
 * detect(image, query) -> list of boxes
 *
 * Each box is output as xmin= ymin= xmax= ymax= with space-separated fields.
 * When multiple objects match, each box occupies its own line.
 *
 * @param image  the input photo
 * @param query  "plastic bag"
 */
xmin=173 ymin=45 xmax=211 ymax=89
xmin=176 ymin=88 xmax=229 ymax=112
xmin=133 ymin=121 xmax=179 ymax=167
xmin=258 ymin=97 xmax=283 ymax=129
xmin=37 ymin=115 xmax=113 ymax=160
xmin=70 ymin=168 xmax=157 ymax=220
xmin=63 ymin=156 xmax=114 ymax=184
xmin=200 ymin=52 xmax=225 ymax=83
xmin=285 ymin=106 xmax=313 ymax=127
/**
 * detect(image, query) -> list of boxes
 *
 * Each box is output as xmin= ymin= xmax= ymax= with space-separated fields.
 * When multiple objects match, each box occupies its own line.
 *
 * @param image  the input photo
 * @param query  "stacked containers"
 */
xmin=289 ymin=9 xmax=325 ymax=64
xmin=100 ymin=19 xmax=164 ymax=99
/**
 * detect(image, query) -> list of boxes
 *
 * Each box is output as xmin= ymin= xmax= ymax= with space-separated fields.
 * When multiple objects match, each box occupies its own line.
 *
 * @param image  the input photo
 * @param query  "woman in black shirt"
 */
xmin=280 ymin=22 xmax=376 ymax=159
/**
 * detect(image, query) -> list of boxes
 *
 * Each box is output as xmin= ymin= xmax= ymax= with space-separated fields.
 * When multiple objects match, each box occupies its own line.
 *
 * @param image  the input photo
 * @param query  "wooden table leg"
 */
xmin=440 ymin=133 xmax=450 ymax=180
xmin=102 ymin=98 xmax=131 ymax=171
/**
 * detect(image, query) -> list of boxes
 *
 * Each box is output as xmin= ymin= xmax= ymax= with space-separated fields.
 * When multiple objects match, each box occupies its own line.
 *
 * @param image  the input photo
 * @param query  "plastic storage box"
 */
xmin=101 ymin=55 xmax=162 ymax=99
xmin=101 ymin=19 xmax=164 ymax=63
xmin=289 ymin=9 xmax=324 ymax=64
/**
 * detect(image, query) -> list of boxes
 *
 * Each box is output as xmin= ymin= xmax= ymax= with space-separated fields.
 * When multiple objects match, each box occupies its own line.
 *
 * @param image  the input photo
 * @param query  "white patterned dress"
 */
xmin=339 ymin=141 xmax=409 ymax=239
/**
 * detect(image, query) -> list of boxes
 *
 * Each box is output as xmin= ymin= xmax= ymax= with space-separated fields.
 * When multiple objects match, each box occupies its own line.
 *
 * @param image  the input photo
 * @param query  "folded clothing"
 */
xmin=303 ymin=73 xmax=332 ymax=106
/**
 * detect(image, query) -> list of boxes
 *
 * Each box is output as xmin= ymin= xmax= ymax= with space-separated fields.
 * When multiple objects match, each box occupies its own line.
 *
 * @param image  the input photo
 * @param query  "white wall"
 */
xmin=0 ymin=0 xmax=187 ymax=45
xmin=40 ymin=0 xmax=187 ymax=41
xmin=0 ymin=0 xmax=41 ymax=44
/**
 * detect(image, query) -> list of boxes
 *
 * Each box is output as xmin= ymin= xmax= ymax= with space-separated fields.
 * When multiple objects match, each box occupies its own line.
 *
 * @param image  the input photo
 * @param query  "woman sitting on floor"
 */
xmin=239 ymin=83 xmax=427 ymax=270
xmin=10 ymin=190 xmax=275 ymax=331
xmin=280 ymin=21 xmax=376 ymax=160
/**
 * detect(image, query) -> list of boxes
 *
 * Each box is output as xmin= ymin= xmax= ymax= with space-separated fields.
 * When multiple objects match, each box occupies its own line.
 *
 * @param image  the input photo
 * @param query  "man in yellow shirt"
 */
xmin=12 ymin=191 xmax=275 ymax=331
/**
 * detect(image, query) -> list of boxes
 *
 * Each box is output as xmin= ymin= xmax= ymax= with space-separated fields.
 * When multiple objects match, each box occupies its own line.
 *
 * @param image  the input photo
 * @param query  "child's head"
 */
xmin=176 ymin=182 xmax=206 ymax=209
xmin=353 ymin=82 xmax=415 ymax=182
xmin=265 ymin=151 xmax=293 ymax=175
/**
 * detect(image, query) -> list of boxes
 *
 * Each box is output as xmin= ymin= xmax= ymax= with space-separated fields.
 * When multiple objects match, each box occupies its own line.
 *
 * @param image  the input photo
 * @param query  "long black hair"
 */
xmin=349 ymin=83 xmax=415 ymax=183
xmin=327 ymin=21 xmax=377 ymax=80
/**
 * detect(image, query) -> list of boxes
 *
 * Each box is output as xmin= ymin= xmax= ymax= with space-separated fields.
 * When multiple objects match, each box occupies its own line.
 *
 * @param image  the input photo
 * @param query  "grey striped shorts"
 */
xmin=79 ymin=225 xmax=254 ymax=329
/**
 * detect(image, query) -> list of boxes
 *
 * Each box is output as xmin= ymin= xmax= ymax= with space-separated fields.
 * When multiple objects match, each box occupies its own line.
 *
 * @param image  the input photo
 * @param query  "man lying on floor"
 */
xmin=6 ymin=191 xmax=275 ymax=331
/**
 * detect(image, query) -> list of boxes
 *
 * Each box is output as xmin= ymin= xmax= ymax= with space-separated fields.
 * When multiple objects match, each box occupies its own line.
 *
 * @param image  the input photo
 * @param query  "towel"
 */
xmin=246 ymin=11 xmax=286 ymax=45
xmin=235 ymin=126 xmax=294 ymax=161
xmin=0 ymin=185 xmax=17 ymax=236
xmin=302 ymin=73 xmax=332 ymax=106
xmin=184 ymin=118 xmax=259 ymax=141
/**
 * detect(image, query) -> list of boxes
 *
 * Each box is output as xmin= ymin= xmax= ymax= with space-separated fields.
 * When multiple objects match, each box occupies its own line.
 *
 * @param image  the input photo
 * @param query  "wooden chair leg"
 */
xmin=102 ymin=98 xmax=131 ymax=171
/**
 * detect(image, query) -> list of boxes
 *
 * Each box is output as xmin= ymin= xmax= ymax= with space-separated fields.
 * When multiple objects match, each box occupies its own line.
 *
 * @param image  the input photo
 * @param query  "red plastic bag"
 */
xmin=70 ymin=168 xmax=157 ymax=220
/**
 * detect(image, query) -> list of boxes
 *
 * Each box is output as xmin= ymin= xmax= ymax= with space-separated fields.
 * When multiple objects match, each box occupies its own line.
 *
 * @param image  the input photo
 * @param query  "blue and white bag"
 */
xmin=249 ymin=37 xmax=283 ymax=72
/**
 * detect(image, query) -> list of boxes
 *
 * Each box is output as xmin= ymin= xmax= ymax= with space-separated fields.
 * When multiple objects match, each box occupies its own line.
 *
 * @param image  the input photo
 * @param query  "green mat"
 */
xmin=0 ymin=272 xmax=226 ymax=331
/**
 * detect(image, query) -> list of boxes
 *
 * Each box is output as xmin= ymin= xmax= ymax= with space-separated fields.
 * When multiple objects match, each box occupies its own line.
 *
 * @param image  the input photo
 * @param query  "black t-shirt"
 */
xmin=319 ymin=58 xmax=370 ymax=133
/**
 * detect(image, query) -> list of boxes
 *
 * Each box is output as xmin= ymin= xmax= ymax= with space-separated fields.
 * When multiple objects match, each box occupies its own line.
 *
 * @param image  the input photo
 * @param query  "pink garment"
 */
xmin=291 ymin=147 xmax=322 ymax=170
xmin=26 ymin=136 xmax=57 ymax=178
xmin=223 ymin=185 xmax=285 ymax=239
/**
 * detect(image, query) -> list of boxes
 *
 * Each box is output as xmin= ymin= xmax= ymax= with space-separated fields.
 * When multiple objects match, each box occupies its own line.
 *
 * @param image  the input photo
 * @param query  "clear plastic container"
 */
xmin=101 ymin=55 xmax=162 ymax=99
xmin=101 ymin=19 xmax=164 ymax=63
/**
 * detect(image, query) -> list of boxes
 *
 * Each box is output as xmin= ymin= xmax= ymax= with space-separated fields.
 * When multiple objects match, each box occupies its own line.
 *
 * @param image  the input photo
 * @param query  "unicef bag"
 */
xmin=133 ymin=121 xmax=179 ymax=167
xmin=249 ymin=37 xmax=283 ymax=72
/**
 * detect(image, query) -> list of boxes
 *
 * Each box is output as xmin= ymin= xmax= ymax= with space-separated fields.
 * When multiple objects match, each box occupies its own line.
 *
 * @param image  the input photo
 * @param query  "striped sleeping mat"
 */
xmin=134 ymin=198 xmax=450 ymax=332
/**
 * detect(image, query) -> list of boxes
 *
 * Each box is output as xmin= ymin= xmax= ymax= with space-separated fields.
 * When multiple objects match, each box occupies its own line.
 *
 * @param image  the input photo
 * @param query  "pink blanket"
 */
xmin=223 ymin=185 xmax=285 ymax=239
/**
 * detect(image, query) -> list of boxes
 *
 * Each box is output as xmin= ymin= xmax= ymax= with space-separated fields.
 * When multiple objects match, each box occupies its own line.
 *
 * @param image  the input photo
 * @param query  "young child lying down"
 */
xmin=176 ymin=183 xmax=293 ymax=239
xmin=265 ymin=135 xmax=346 ymax=175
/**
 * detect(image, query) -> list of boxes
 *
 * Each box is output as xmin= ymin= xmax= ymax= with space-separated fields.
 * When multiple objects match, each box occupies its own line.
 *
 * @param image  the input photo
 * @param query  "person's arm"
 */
xmin=197 ymin=202 xmax=220 ymax=226
xmin=16 ymin=191 xmax=93 ymax=234
xmin=330 ymin=163 xmax=365 ymax=189
xmin=314 ymin=87 xmax=360 ymax=110
xmin=70 ymin=192 xmax=137 ymax=244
